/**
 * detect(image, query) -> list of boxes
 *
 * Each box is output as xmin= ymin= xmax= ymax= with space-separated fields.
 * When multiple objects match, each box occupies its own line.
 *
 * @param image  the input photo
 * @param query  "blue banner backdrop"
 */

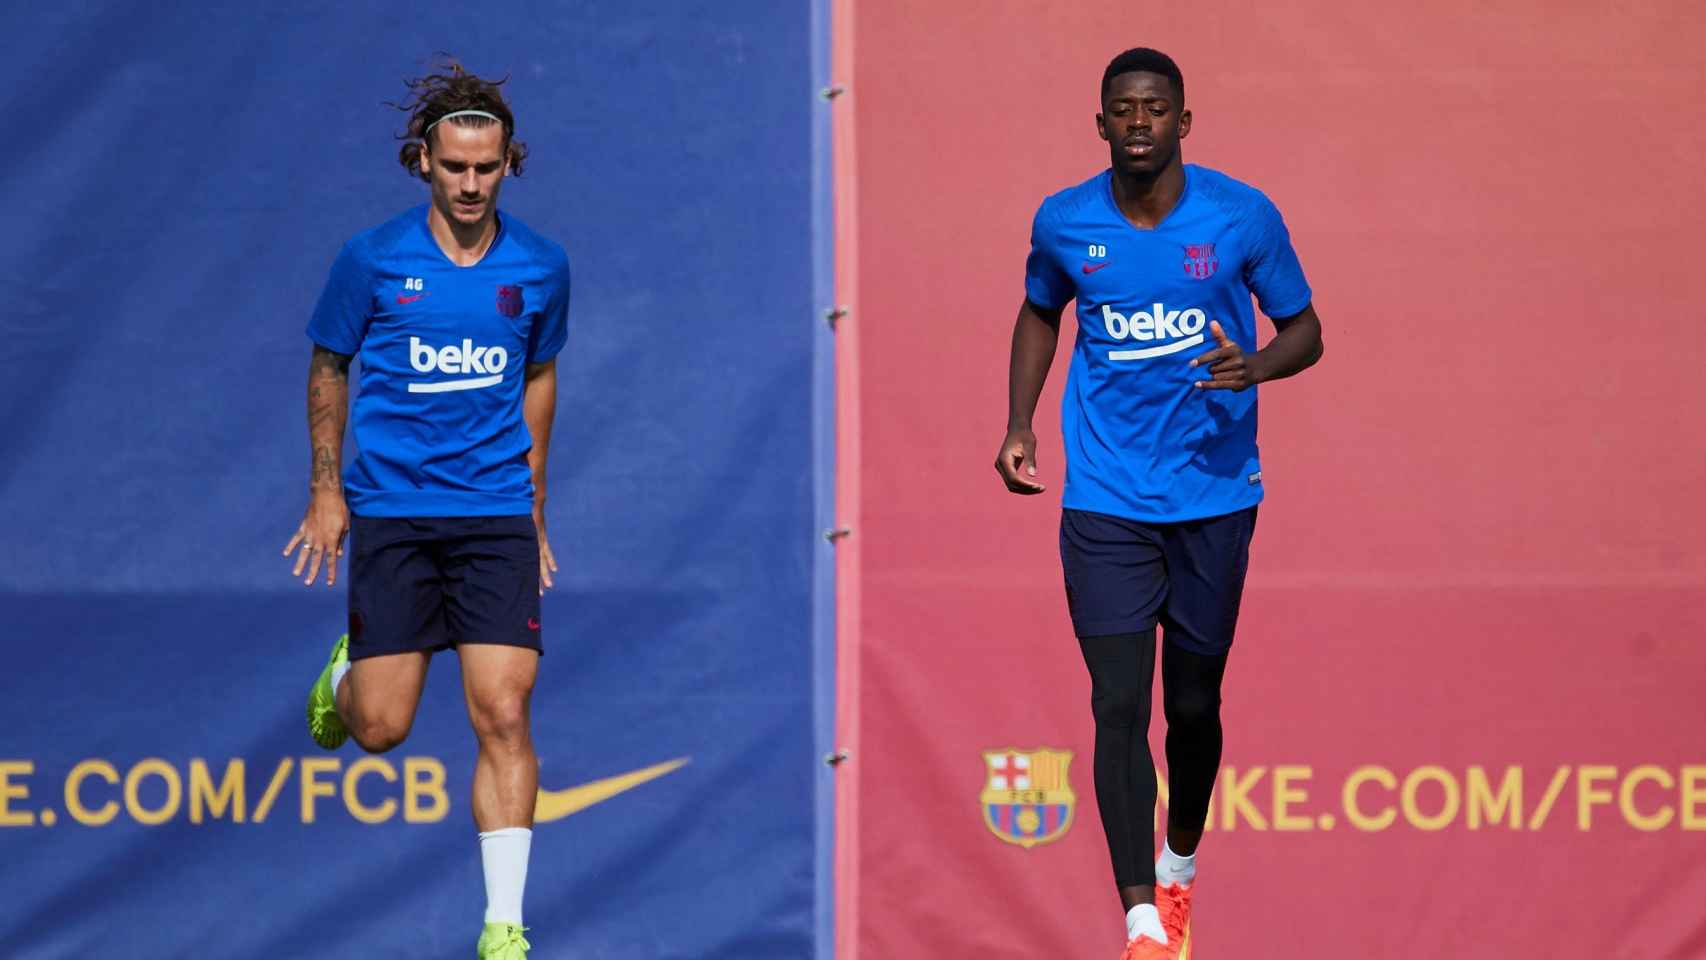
xmin=0 ymin=3 xmax=834 ymax=958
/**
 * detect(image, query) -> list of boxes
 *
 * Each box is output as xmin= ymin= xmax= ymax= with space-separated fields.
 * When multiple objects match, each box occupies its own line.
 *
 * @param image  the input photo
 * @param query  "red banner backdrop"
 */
xmin=836 ymin=2 xmax=1706 ymax=957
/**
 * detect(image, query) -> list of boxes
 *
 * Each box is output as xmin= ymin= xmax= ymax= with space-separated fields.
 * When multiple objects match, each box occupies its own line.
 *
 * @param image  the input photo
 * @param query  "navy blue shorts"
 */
xmin=1059 ymin=506 xmax=1257 ymax=654
xmin=346 ymin=515 xmax=542 ymax=661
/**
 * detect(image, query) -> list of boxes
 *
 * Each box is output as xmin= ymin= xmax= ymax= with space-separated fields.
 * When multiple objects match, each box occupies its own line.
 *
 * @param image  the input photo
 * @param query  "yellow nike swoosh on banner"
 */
xmin=533 ymin=757 xmax=691 ymax=823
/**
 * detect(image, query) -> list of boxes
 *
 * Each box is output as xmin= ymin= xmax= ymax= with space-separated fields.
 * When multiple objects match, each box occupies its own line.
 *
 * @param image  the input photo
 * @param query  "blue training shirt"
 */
xmin=307 ymin=204 xmax=570 ymax=518
xmin=1025 ymin=165 xmax=1311 ymax=523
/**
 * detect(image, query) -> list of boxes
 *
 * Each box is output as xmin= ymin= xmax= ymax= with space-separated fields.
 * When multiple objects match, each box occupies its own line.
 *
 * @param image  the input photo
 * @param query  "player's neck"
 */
xmin=1109 ymin=160 xmax=1185 ymax=230
xmin=427 ymin=204 xmax=499 ymax=267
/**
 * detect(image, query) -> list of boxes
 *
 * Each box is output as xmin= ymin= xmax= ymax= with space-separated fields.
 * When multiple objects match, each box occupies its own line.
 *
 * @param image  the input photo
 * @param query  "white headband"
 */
xmin=424 ymin=109 xmax=502 ymax=135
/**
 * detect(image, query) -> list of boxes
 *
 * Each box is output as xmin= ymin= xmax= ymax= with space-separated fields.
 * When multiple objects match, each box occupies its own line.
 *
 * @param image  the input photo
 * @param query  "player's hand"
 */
xmin=533 ymin=505 xmax=558 ymax=594
xmin=995 ymin=428 xmax=1047 ymax=495
xmin=1190 ymin=320 xmax=1264 ymax=391
xmin=283 ymin=490 xmax=349 ymax=587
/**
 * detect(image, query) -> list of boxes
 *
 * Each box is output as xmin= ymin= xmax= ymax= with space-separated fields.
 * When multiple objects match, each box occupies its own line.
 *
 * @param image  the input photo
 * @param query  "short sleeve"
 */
xmin=1242 ymin=198 xmax=1312 ymax=320
xmin=306 ymin=242 xmax=374 ymax=354
xmin=1023 ymin=202 xmax=1074 ymax=310
xmin=527 ymin=253 xmax=570 ymax=364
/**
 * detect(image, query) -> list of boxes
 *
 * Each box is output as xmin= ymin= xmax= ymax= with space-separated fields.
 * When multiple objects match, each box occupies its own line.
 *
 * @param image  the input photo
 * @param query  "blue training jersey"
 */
xmin=1024 ymin=164 xmax=1311 ymax=523
xmin=307 ymin=204 xmax=570 ymax=518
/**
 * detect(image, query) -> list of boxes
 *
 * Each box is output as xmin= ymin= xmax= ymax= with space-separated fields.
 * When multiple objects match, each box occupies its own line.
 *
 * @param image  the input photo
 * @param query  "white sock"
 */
xmin=1156 ymin=841 xmax=1197 ymax=886
xmin=479 ymin=827 xmax=532 ymax=925
xmin=330 ymin=660 xmax=351 ymax=701
xmin=1125 ymin=903 xmax=1167 ymax=944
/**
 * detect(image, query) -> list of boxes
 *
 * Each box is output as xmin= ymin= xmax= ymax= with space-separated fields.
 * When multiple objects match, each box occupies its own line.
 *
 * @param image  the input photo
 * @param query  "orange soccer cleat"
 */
xmin=1120 ymin=934 xmax=1172 ymax=960
xmin=1156 ymin=882 xmax=1194 ymax=959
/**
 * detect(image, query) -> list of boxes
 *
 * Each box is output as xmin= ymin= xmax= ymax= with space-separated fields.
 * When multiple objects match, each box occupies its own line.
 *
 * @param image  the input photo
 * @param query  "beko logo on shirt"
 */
xmin=407 ymin=337 xmax=509 ymax=393
xmin=1100 ymin=303 xmax=1207 ymax=361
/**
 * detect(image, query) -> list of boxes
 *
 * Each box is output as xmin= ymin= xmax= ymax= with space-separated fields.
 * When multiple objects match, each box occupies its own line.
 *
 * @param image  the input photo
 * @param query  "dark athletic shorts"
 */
xmin=346 ymin=515 xmax=542 ymax=661
xmin=1059 ymin=506 xmax=1257 ymax=655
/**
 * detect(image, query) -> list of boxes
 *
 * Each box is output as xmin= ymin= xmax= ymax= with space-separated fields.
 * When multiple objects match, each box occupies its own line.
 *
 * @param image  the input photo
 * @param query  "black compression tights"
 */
xmin=1077 ymin=629 xmax=1229 ymax=889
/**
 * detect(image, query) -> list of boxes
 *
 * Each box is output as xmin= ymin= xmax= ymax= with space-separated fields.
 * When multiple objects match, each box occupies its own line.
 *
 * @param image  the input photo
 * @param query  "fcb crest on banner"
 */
xmin=1182 ymin=243 xmax=1218 ymax=279
xmin=496 ymin=284 xmax=525 ymax=318
xmin=979 ymin=748 xmax=1075 ymax=849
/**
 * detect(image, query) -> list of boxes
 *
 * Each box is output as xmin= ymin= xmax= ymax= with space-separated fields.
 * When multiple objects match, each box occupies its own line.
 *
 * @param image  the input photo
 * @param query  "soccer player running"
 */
xmin=994 ymin=48 xmax=1323 ymax=959
xmin=283 ymin=62 xmax=569 ymax=960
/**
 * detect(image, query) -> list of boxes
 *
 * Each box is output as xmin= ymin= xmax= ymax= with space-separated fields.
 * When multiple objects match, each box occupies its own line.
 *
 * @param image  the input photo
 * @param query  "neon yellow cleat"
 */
xmin=305 ymin=633 xmax=349 ymax=749
xmin=476 ymin=922 xmax=531 ymax=959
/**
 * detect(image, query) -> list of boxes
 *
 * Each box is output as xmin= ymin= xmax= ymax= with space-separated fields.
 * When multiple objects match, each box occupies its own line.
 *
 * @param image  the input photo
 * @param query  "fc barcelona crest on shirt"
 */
xmin=1182 ymin=243 xmax=1218 ymax=279
xmin=496 ymin=284 xmax=525 ymax=318
xmin=980 ymin=748 xmax=1076 ymax=849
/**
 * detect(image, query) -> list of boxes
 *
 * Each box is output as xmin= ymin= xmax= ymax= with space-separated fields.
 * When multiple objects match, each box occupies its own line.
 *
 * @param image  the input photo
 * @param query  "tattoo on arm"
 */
xmin=306 ymin=346 xmax=352 ymax=491
xmin=310 ymin=345 xmax=352 ymax=380
xmin=308 ymin=347 xmax=351 ymax=426
xmin=308 ymin=397 xmax=336 ymax=428
xmin=312 ymin=445 xmax=339 ymax=487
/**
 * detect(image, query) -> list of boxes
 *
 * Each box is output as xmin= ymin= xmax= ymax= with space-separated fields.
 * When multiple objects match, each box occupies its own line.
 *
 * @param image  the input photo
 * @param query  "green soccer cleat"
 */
xmin=476 ymin=923 xmax=531 ymax=959
xmin=306 ymin=633 xmax=350 ymax=749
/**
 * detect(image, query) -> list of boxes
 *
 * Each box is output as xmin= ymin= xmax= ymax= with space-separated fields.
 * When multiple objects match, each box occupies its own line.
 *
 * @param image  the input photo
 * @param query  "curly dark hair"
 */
xmin=392 ymin=57 xmax=528 ymax=181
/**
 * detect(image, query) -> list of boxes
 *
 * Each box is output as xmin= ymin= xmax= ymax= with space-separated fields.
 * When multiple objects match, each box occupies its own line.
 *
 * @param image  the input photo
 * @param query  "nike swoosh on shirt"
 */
xmin=397 ymin=293 xmax=430 ymax=304
xmin=1082 ymin=262 xmax=1112 ymax=274
xmin=533 ymin=757 xmax=690 ymax=823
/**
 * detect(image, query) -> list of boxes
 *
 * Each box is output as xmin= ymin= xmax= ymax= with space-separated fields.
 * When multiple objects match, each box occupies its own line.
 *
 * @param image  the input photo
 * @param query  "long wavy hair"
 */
xmin=391 ymin=57 xmax=528 ymax=182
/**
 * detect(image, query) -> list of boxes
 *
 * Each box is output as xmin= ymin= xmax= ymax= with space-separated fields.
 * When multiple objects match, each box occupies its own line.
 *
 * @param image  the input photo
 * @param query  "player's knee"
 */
xmin=469 ymin=691 xmax=531 ymax=746
xmin=1163 ymin=686 xmax=1220 ymax=730
xmin=1088 ymin=684 xmax=1144 ymax=730
xmin=349 ymin=711 xmax=412 ymax=754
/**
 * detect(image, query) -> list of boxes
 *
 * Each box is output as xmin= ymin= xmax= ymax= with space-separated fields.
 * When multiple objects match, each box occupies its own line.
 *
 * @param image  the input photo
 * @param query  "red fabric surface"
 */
xmin=839 ymin=3 xmax=1706 ymax=957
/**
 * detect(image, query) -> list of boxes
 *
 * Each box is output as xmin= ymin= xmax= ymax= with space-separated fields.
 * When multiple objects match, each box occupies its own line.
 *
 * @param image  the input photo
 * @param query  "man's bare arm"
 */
xmin=308 ymin=346 xmax=351 ymax=491
xmin=995 ymin=298 xmax=1065 ymax=494
xmin=524 ymin=359 xmax=559 ymax=592
xmin=283 ymin=345 xmax=353 ymax=586
xmin=1252 ymin=304 xmax=1324 ymax=383
xmin=1190 ymin=304 xmax=1324 ymax=391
